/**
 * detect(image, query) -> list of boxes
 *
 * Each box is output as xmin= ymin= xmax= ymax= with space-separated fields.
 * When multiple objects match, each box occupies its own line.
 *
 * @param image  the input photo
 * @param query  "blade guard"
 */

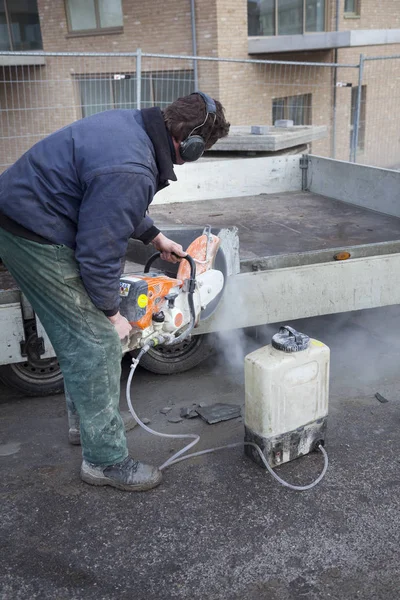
xmin=177 ymin=232 xmax=220 ymax=280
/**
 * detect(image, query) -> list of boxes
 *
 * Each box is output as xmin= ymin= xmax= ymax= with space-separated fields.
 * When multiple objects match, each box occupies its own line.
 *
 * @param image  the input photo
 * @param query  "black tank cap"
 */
xmin=272 ymin=326 xmax=310 ymax=352
xmin=152 ymin=311 xmax=165 ymax=323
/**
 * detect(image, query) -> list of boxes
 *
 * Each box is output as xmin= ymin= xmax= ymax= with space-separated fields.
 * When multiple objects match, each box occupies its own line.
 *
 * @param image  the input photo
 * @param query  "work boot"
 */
xmin=80 ymin=456 xmax=162 ymax=491
xmin=68 ymin=410 xmax=138 ymax=445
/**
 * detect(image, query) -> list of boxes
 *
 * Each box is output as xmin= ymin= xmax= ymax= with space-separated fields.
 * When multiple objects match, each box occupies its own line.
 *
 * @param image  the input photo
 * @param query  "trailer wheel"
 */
xmin=135 ymin=334 xmax=215 ymax=375
xmin=0 ymin=321 xmax=64 ymax=397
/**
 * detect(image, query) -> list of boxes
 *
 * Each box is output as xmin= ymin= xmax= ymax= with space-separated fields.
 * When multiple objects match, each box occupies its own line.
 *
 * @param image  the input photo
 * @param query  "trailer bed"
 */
xmin=151 ymin=191 xmax=400 ymax=264
xmin=3 ymin=190 xmax=400 ymax=306
xmin=150 ymin=183 xmax=400 ymax=333
xmin=3 ymin=181 xmax=400 ymax=335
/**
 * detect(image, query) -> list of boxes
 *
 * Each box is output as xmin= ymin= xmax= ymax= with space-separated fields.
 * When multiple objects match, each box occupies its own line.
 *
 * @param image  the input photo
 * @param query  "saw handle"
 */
xmin=144 ymin=252 xmax=196 ymax=284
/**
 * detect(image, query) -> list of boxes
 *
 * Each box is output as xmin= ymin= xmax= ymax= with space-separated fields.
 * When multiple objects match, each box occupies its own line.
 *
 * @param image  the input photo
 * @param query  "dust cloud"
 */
xmin=212 ymin=305 xmax=400 ymax=401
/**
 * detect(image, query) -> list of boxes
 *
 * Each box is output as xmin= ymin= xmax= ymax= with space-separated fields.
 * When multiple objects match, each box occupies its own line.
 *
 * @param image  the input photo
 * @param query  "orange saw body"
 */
xmin=119 ymin=228 xmax=224 ymax=350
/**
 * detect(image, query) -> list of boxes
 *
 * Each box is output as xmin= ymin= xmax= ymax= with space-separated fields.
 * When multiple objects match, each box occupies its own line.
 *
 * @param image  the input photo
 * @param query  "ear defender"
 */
xmin=179 ymin=92 xmax=217 ymax=162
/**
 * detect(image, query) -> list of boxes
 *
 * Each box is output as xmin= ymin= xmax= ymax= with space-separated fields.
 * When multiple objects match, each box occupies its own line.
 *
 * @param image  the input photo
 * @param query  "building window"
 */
xmin=66 ymin=0 xmax=123 ymax=34
xmin=248 ymin=0 xmax=326 ymax=36
xmin=0 ymin=0 xmax=42 ymax=51
xmin=350 ymin=85 xmax=366 ymax=151
xmin=272 ymin=94 xmax=312 ymax=125
xmin=77 ymin=71 xmax=195 ymax=118
xmin=344 ymin=0 xmax=360 ymax=16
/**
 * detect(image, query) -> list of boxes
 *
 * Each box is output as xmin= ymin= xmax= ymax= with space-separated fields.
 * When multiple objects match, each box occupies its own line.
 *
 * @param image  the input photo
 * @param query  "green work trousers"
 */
xmin=0 ymin=226 xmax=128 ymax=466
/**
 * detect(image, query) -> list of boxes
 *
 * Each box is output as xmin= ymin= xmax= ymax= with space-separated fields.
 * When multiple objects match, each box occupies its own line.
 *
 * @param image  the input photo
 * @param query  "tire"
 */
xmin=135 ymin=333 xmax=215 ymax=375
xmin=0 ymin=359 xmax=64 ymax=397
xmin=0 ymin=320 xmax=64 ymax=397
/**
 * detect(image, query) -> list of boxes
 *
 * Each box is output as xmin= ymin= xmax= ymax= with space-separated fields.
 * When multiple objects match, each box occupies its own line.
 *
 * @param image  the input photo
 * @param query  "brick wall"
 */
xmin=337 ymin=44 xmax=400 ymax=167
xmin=38 ymin=0 xmax=194 ymax=54
xmin=0 ymin=60 xmax=79 ymax=170
xmin=339 ymin=0 xmax=400 ymax=31
xmin=325 ymin=0 xmax=400 ymax=164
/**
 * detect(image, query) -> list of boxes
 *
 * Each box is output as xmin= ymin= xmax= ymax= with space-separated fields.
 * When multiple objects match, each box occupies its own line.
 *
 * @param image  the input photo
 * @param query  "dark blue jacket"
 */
xmin=0 ymin=108 xmax=177 ymax=315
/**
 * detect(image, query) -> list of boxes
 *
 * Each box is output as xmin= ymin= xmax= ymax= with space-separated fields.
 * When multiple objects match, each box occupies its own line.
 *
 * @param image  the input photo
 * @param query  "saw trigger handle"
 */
xmin=144 ymin=252 xmax=196 ymax=282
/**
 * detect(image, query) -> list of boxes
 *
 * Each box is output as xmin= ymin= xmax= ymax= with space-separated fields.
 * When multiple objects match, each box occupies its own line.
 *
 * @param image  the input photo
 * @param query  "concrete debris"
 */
xmin=167 ymin=416 xmax=183 ymax=423
xmin=375 ymin=392 xmax=389 ymax=404
xmin=251 ymin=125 xmax=271 ymax=135
xmin=213 ymin=124 xmax=326 ymax=152
xmin=160 ymin=407 xmax=173 ymax=414
xmin=180 ymin=407 xmax=199 ymax=419
xmin=141 ymin=418 xmax=151 ymax=425
xmin=198 ymin=402 xmax=207 ymax=408
xmin=274 ymin=119 xmax=294 ymax=128
xmin=196 ymin=403 xmax=242 ymax=425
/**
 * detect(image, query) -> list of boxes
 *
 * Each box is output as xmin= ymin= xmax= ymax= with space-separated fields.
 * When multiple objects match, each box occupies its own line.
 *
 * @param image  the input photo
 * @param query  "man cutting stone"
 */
xmin=0 ymin=92 xmax=230 ymax=491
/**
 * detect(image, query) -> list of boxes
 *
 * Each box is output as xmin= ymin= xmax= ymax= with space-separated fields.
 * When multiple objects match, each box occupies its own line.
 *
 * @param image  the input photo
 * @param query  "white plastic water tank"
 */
xmin=244 ymin=326 xmax=329 ymax=468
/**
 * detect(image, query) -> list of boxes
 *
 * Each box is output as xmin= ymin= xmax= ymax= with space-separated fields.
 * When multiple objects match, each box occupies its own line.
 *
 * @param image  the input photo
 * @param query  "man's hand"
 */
xmin=151 ymin=232 xmax=187 ymax=264
xmin=108 ymin=312 xmax=132 ymax=341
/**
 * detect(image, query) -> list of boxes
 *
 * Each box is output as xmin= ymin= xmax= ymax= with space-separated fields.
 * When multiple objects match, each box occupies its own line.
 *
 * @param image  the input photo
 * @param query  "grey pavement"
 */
xmin=1 ymin=307 xmax=400 ymax=600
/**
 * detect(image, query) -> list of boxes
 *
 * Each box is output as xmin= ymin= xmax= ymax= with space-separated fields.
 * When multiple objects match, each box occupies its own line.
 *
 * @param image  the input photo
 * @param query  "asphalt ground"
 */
xmin=1 ymin=307 xmax=400 ymax=600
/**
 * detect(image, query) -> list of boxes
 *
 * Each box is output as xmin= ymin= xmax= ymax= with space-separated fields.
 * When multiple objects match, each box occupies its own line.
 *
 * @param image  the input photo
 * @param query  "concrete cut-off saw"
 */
xmin=119 ymin=226 xmax=224 ymax=353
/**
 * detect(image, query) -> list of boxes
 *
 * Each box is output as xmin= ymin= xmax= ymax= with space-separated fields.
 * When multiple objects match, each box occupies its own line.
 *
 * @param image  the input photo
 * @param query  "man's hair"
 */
xmin=163 ymin=93 xmax=230 ymax=150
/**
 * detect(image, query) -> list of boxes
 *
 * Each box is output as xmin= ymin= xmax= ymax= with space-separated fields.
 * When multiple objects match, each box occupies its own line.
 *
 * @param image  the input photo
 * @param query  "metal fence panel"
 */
xmin=354 ymin=55 xmax=400 ymax=169
xmin=1 ymin=53 xmax=140 ymax=170
xmin=140 ymin=52 xmax=360 ymax=165
xmin=0 ymin=50 xmax=373 ymax=173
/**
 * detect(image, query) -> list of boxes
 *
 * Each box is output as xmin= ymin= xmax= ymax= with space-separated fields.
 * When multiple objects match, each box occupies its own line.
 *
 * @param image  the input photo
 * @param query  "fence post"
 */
xmin=352 ymin=53 xmax=365 ymax=163
xmin=190 ymin=0 xmax=199 ymax=90
xmin=332 ymin=62 xmax=338 ymax=159
xmin=136 ymin=47 xmax=142 ymax=110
